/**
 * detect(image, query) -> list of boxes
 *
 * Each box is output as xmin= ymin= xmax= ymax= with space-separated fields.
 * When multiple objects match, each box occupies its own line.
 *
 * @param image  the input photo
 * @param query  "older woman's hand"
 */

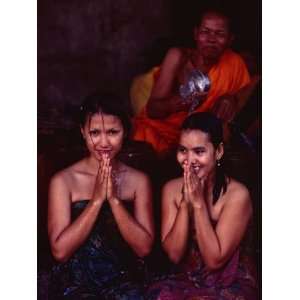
xmin=211 ymin=94 xmax=237 ymax=123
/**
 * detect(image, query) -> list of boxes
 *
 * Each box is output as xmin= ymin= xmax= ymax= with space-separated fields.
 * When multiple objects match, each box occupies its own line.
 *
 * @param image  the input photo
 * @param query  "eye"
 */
xmin=194 ymin=148 xmax=206 ymax=155
xmin=107 ymin=129 xmax=120 ymax=136
xmin=199 ymin=29 xmax=209 ymax=35
xmin=89 ymin=129 xmax=99 ymax=137
xmin=177 ymin=146 xmax=187 ymax=154
xmin=216 ymin=31 xmax=227 ymax=38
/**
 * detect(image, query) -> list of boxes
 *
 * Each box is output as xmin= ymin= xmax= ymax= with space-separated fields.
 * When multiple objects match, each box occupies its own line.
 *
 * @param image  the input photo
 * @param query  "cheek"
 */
xmin=196 ymin=35 xmax=206 ymax=45
xmin=176 ymin=153 xmax=186 ymax=166
xmin=216 ymin=38 xmax=228 ymax=48
xmin=84 ymin=136 xmax=95 ymax=149
xmin=110 ymin=135 xmax=124 ymax=149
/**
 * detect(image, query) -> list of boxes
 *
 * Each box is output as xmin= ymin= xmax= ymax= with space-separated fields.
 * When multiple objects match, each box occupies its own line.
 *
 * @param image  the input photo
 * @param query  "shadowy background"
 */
xmin=38 ymin=1 xmax=261 ymax=289
xmin=38 ymin=0 xmax=261 ymax=128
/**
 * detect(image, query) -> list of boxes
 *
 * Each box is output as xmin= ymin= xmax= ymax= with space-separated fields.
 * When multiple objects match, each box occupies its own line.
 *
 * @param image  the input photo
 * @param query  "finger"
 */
xmin=183 ymin=167 xmax=188 ymax=198
xmin=99 ymin=156 xmax=107 ymax=183
xmin=186 ymin=167 xmax=192 ymax=193
xmin=190 ymin=167 xmax=198 ymax=189
xmin=106 ymin=166 xmax=112 ymax=197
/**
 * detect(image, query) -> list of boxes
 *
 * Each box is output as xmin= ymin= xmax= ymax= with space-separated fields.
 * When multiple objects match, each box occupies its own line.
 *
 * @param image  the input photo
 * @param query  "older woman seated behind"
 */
xmin=132 ymin=8 xmax=252 ymax=155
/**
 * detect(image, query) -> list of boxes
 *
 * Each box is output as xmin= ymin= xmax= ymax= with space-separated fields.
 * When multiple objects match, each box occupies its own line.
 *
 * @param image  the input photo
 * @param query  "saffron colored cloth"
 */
xmin=48 ymin=200 xmax=147 ymax=300
xmin=132 ymin=50 xmax=250 ymax=154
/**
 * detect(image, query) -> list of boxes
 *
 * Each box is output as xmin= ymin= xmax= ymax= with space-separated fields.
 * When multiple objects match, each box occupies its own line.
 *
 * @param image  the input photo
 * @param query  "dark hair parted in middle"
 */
xmin=79 ymin=91 xmax=132 ymax=140
xmin=181 ymin=112 xmax=227 ymax=204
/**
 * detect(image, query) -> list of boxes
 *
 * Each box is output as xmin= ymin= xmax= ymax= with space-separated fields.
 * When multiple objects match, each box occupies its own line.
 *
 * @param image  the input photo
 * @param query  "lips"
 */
xmin=96 ymin=150 xmax=112 ymax=156
xmin=191 ymin=165 xmax=201 ymax=173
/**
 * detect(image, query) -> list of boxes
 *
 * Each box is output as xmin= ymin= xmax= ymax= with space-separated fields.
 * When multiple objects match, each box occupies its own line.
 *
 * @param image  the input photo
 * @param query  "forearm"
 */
xmin=162 ymin=202 xmax=189 ymax=263
xmin=109 ymin=198 xmax=153 ymax=257
xmin=50 ymin=200 xmax=103 ymax=262
xmin=193 ymin=204 xmax=223 ymax=269
xmin=146 ymin=97 xmax=172 ymax=119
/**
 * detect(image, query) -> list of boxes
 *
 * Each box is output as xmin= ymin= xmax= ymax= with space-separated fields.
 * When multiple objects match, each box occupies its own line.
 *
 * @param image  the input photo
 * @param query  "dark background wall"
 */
xmin=37 ymin=0 xmax=261 ymax=271
xmin=38 ymin=0 xmax=261 ymax=130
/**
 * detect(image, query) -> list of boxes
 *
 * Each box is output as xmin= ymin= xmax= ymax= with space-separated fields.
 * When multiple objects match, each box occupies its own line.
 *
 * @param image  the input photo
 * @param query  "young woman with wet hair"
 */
xmin=48 ymin=92 xmax=154 ymax=299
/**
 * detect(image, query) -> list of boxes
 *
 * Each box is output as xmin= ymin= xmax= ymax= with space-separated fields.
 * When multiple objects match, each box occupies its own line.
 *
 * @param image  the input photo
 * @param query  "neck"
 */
xmin=85 ymin=155 xmax=122 ymax=175
xmin=203 ymin=170 xmax=217 ymax=204
xmin=194 ymin=52 xmax=221 ymax=72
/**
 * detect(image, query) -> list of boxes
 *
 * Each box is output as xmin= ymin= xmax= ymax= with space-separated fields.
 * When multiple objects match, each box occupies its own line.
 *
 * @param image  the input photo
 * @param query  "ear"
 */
xmin=193 ymin=26 xmax=199 ymax=42
xmin=227 ymin=33 xmax=234 ymax=48
xmin=215 ymin=142 xmax=224 ymax=161
xmin=80 ymin=126 xmax=86 ymax=139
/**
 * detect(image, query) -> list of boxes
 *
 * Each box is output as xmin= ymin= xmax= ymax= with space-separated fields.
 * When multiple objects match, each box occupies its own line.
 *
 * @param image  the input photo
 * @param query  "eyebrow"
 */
xmin=200 ymin=26 xmax=227 ymax=33
xmin=178 ymin=145 xmax=206 ymax=150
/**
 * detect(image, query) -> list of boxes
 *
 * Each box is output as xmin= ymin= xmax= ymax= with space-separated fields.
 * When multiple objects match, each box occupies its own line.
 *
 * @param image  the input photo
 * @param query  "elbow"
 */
xmin=204 ymin=257 xmax=225 ymax=271
xmin=145 ymin=104 xmax=158 ymax=119
xmin=145 ymin=102 xmax=165 ymax=119
xmin=162 ymin=242 xmax=182 ymax=264
xmin=50 ymin=243 xmax=70 ymax=263
xmin=167 ymin=252 xmax=182 ymax=264
xmin=135 ymin=235 xmax=154 ymax=258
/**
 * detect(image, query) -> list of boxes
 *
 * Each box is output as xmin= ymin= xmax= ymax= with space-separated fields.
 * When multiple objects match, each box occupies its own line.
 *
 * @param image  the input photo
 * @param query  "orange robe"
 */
xmin=132 ymin=50 xmax=250 ymax=154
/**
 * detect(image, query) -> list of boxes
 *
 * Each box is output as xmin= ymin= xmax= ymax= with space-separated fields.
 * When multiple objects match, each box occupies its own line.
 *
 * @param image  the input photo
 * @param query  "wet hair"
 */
xmin=181 ymin=112 xmax=227 ymax=204
xmin=78 ymin=91 xmax=131 ymax=141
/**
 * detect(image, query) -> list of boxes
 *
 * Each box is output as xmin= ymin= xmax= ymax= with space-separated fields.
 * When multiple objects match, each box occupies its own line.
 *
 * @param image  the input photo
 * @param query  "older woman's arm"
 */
xmin=146 ymin=47 xmax=191 ymax=119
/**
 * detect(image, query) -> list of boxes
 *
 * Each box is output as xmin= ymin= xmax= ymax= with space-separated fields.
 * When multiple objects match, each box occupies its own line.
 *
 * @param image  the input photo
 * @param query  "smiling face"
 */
xmin=194 ymin=12 xmax=233 ymax=61
xmin=177 ymin=129 xmax=223 ymax=179
xmin=81 ymin=112 xmax=125 ymax=161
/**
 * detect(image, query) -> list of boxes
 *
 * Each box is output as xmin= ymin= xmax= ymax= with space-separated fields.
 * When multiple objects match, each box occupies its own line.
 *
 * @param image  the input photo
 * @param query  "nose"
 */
xmin=186 ymin=151 xmax=197 ymax=167
xmin=207 ymin=32 xmax=217 ymax=43
xmin=95 ymin=133 xmax=110 ymax=149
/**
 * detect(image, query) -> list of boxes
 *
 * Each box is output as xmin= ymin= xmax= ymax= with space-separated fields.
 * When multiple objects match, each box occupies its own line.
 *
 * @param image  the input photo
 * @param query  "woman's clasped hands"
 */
xmin=182 ymin=161 xmax=206 ymax=209
xmin=92 ymin=154 xmax=115 ymax=204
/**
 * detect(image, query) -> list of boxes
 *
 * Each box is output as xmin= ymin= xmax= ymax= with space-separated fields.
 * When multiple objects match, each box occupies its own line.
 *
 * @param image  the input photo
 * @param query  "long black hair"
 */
xmin=181 ymin=112 xmax=227 ymax=204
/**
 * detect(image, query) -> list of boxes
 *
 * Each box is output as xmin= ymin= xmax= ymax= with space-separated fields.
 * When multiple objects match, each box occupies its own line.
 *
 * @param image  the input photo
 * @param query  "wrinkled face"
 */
xmin=194 ymin=13 xmax=232 ymax=61
xmin=177 ymin=129 xmax=223 ymax=179
xmin=81 ymin=112 xmax=125 ymax=161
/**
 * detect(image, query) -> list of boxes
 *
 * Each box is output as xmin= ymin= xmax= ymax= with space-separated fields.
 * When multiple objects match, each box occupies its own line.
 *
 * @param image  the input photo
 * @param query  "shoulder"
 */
xmin=220 ymin=49 xmax=249 ymax=70
xmin=49 ymin=160 xmax=84 ymax=189
xmin=123 ymin=164 xmax=151 ymax=187
xmin=163 ymin=177 xmax=183 ymax=197
xmin=163 ymin=47 xmax=186 ymax=65
xmin=224 ymin=178 xmax=252 ymax=212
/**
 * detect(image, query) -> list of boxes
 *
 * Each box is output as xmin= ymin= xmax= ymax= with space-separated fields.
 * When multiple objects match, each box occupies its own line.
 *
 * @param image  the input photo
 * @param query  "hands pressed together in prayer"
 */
xmin=92 ymin=154 xmax=117 ymax=204
xmin=182 ymin=161 xmax=206 ymax=210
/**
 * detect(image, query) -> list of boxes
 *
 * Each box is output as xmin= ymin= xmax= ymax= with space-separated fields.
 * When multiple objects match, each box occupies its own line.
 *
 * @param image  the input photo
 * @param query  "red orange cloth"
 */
xmin=132 ymin=50 xmax=250 ymax=154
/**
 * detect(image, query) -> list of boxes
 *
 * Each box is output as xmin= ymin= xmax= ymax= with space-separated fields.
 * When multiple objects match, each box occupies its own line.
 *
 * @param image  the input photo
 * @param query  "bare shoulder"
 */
xmin=50 ymin=159 xmax=84 ymax=189
xmin=162 ymin=177 xmax=183 ymax=203
xmin=224 ymin=178 xmax=252 ymax=211
xmin=122 ymin=164 xmax=150 ymax=187
xmin=164 ymin=47 xmax=185 ymax=64
xmin=163 ymin=177 xmax=182 ymax=193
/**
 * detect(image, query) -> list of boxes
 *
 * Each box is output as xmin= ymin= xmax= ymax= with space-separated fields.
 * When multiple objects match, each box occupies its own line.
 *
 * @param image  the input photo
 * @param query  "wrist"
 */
xmin=179 ymin=199 xmax=189 ymax=209
xmin=108 ymin=197 xmax=121 ymax=206
xmin=91 ymin=197 xmax=104 ymax=207
xmin=191 ymin=201 xmax=204 ymax=210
